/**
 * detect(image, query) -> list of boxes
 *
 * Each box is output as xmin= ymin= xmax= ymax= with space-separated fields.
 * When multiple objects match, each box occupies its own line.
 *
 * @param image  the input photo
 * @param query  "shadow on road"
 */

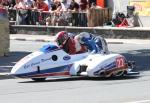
xmin=19 ymin=75 xmax=140 ymax=83
xmin=121 ymin=49 xmax=150 ymax=71
xmin=0 ymin=52 xmax=30 ymax=72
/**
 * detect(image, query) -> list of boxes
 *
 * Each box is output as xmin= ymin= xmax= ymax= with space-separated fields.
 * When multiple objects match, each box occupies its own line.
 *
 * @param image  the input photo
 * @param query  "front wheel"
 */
xmin=31 ymin=78 xmax=46 ymax=82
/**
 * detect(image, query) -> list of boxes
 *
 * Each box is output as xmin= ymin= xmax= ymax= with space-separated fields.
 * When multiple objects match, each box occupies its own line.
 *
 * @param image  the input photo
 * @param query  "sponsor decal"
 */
xmin=41 ymin=58 xmax=51 ymax=62
xmin=24 ymin=64 xmax=30 ymax=69
xmin=24 ymin=61 xmax=40 ymax=69
xmin=23 ymin=57 xmax=52 ymax=69
xmin=31 ymin=62 xmax=40 ymax=67
xmin=94 ymin=62 xmax=116 ymax=75
xmin=63 ymin=55 xmax=71 ymax=60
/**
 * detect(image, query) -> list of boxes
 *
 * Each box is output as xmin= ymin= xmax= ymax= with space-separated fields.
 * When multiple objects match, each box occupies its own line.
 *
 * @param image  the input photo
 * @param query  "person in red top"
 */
xmin=36 ymin=0 xmax=49 ymax=11
xmin=79 ymin=0 xmax=88 ymax=11
xmin=55 ymin=31 xmax=87 ymax=55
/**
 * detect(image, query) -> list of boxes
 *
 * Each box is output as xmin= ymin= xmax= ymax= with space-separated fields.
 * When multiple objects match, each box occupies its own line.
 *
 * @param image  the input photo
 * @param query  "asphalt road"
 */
xmin=0 ymin=73 xmax=150 ymax=103
xmin=0 ymin=40 xmax=150 ymax=103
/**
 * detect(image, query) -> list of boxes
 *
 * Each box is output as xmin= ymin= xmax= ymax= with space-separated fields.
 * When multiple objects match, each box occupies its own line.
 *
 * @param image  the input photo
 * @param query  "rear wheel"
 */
xmin=115 ymin=70 xmax=127 ymax=77
xmin=31 ymin=78 xmax=46 ymax=82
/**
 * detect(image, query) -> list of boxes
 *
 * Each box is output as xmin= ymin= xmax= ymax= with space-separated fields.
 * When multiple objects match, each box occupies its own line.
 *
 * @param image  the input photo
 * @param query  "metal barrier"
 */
xmin=8 ymin=8 xmax=111 ymax=27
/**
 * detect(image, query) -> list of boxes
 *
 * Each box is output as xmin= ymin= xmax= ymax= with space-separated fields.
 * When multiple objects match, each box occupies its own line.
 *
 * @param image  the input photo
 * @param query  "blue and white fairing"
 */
xmin=11 ymin=44 xmax=88 ymax=78
xmin=11 ymin=43 xmax=130 ymax=80
xmin=70 ymin=53 xmax=128 ymax=77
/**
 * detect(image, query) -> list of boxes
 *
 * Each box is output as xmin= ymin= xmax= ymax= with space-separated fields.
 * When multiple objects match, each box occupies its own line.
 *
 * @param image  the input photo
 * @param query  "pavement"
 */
xmin=1 ymin=34 xmax=150 ymax=79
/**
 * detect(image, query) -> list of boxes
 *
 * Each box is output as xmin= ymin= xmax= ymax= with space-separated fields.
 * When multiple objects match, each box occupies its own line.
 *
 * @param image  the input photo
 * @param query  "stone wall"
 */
xmin=10 ymin=25 xmax=150 ymax=39
xmin=0 ymin=12 xmax=10 ymax=56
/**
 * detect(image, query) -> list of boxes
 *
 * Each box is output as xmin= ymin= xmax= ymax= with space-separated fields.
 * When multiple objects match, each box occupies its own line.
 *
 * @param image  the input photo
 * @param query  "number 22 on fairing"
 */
xmin=116 ymin=57 xmax=125 ymax=68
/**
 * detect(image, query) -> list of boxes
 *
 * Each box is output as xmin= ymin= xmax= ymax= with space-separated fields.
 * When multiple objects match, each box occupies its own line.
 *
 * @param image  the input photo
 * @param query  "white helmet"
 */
xmin=75 ymin=32 xmax=91 ymax=44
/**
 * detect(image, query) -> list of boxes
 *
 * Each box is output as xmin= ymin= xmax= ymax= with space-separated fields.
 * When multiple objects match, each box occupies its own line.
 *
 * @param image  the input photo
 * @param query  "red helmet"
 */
xmin=55 ymin=31 xmax=68 ymax=46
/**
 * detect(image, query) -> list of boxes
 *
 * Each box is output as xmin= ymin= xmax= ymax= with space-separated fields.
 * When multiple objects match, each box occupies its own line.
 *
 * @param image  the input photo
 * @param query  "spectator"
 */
xmin=14 ymin=0 xmax=26 ymax=9
xmin=46 ymin=0 xmax=70 ymax=26
xmin=46 ymin=0 xmax=59 ymax=26
xmin=68 ymin=0 xmax=79 ymax=12
xmin=0 ymin=0 xmax=7 ymax=9
xmin=49 ymin=0 xmax=57 ymax=11
xmin=44 ymin=0 xmax=52 ymax=10
xmin=25 ymin=0 xmax=33 ymax=9
xmin=67 ymin=0 xmax=79 ymax=26
xmin=50 ymin=0 xmax=68 ymax=12
xmin=88 ymin=0 xmax=96 ymax=7
xmin=36 ymin=0 xmax=49 ymax=11
xmin=2 ymin=0 xmax=10 ymax=7
xmin=91 ymin=2 xmax=102 ymax=9
xmin=79 ymin=0 xmax=88 ymax=11
xmin=0 ymin=0 xmax=3 ymax=6
xmin=9 ymin=0 xmax=16 ymax=8
xmin=0 ymin=0 xmax=8 ymax=19
xmin=78 ymin=0 xmax=88 ymax=27
xmin=61 ymin=0 xmax=70 ymax=11
xmin=14 ymin=0 xmax=30 ymax=25
xmin=51 ymin=0 xmax=61 ymax=12
xmin=14 ymin=0 xmax=19 ymax=8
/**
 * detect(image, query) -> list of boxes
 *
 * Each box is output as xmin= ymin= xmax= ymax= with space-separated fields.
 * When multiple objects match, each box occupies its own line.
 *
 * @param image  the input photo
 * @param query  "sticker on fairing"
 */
xmin=116 ymin=57 xmax=125 ymax=68
xmin=63 ymin=55 xmax=71 ymax=60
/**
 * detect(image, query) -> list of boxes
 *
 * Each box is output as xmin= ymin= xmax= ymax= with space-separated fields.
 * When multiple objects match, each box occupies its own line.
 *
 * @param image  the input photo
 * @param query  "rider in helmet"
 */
xmin=55 ymin=31 xmax=86 ymax=54
xmin=75 ymin=32 xmax=98 ymax=54
xmin=94 ymin=36 xmax=109 ymax=54
xmin=75 ymin=32 xmax=109 ymax=54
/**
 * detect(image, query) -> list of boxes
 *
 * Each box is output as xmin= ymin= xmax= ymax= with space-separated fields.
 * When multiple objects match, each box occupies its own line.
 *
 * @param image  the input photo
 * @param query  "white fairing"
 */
xmin=70 ymin=53 xmax=126 ymax=77
xmin=11 ymin=44 xmax=128 ymax=78
xmin=11 ymin=45 xmax=88 ymax=77
xmin=11 ymin=51 xmax=43 ymax=75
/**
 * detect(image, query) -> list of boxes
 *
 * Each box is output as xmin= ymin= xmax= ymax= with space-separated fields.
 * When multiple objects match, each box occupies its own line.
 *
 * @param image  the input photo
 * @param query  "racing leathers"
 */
xmin=75 ymin=32 xmax=109 ymax=54
xmin=60 ymin=37 xmax=87 ymax=54
xmin=80 ymin=36 xmax=98 ymax=53
xmin=94 ymin=36 xmax=109 ymax=54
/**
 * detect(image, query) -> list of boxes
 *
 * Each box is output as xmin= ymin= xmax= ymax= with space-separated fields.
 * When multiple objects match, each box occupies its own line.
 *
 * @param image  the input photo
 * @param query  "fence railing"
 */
xmin=8 ymin=8 xmax=112 ymax=27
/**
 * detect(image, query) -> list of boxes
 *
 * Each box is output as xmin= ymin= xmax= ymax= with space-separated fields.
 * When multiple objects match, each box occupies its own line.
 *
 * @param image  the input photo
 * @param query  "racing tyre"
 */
xmin=115 ymin=70 xmax=127 ymax=77
xmin=31 ymin=78 xmax=46 ymax=82
xmin=111 ymin=70 xmax=126 ymax=77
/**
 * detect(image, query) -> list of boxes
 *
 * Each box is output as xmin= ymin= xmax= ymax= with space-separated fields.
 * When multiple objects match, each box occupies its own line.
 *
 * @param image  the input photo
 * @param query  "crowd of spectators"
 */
xmin=1 ymin=0 xmax=106 ymax=26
